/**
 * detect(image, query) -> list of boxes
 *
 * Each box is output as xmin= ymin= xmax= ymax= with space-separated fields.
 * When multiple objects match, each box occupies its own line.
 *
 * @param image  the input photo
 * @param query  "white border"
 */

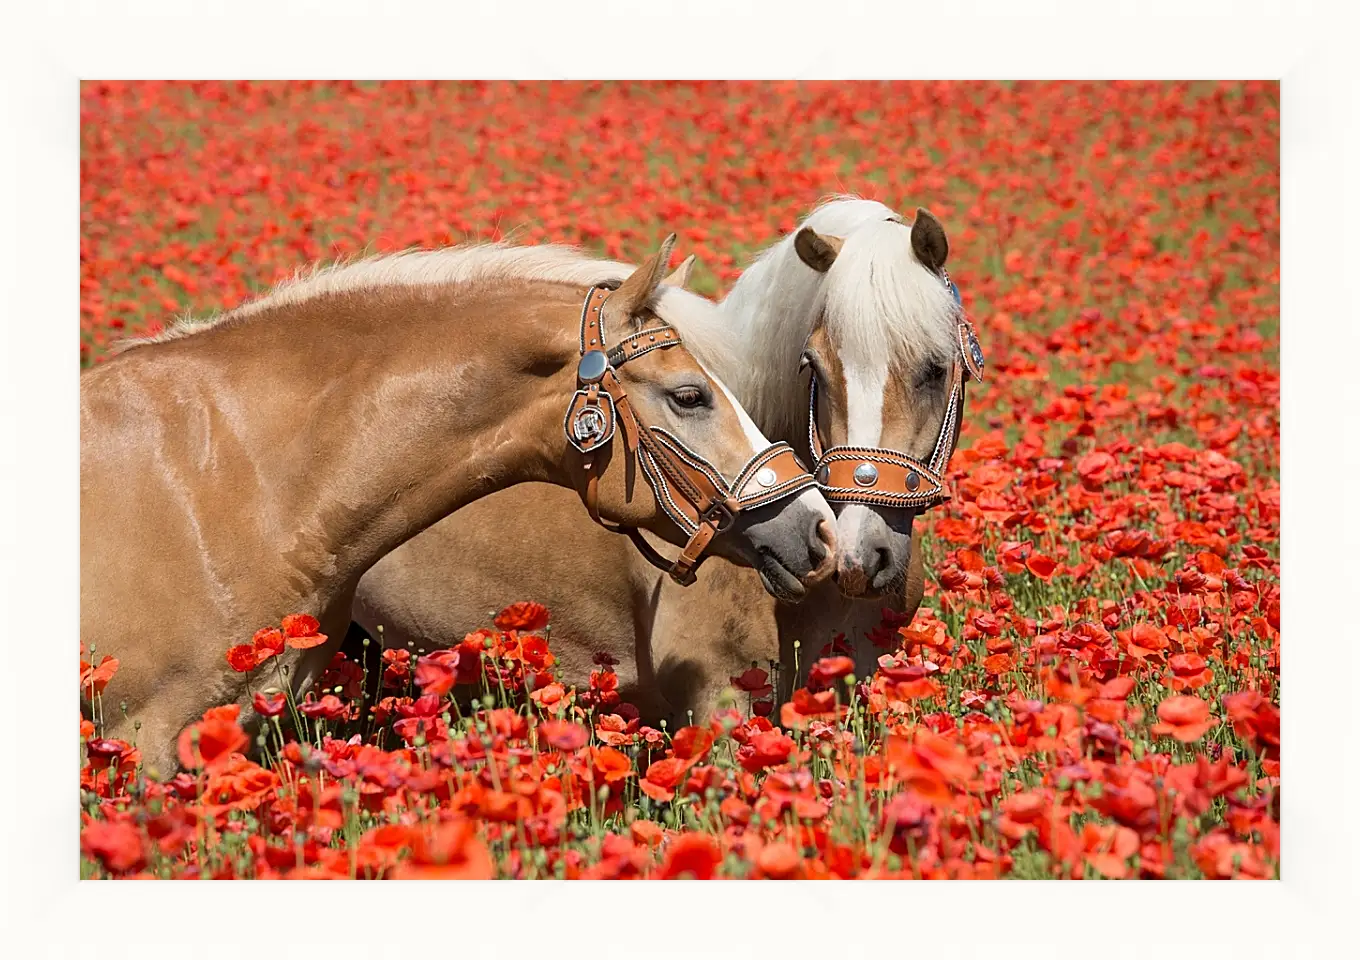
xmin=2 ymin=1 xmax=1355 ymax=957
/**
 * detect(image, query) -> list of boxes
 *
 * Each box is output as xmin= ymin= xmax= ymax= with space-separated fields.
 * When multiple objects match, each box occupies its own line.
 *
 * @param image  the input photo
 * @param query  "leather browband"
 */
xmin=566 ymin=284 xmax=818 ymax=586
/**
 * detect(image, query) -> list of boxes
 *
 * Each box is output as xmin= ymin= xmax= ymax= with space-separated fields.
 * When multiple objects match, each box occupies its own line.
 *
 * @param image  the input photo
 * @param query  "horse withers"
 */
xmin=80 ymin=235 xmax=837 ymax=778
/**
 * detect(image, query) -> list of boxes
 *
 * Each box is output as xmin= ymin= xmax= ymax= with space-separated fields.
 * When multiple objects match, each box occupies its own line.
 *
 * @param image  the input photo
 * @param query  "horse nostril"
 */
xmin=808 ymin=518 xmax=837 ymax=583
xmin=863 ymin=545 xmax=892 ymax=583
xmin=815 ymin=518 xmax=837 ymax=557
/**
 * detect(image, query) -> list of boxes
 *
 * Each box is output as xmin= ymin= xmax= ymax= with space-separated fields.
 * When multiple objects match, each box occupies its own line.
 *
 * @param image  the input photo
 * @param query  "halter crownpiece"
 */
xmin=806 ymin=268 xmax=983 ymax=511
xmin=566 ymin=284 xmax=819 ymax=586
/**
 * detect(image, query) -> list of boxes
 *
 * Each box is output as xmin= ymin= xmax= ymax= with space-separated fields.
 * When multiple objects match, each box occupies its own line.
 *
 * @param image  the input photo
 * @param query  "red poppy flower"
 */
xmin=539 ymin=719 xmax=588 ymax=752
xmin=413 ymin=650 xmax=460 ymax=697
xmin=282 ymin=614 xmax=328 ymax=650
xmin=80 ymin=656 xmax=120 ymax=696
xmin=639 ymin=757 xmax=688 ymax=802
xmin=252 ymin=627 xmax=286 ymax=659
xmin=756 ymin=842 xmax=804 ymax=879
xmin=808 ymin=655 xmax=855 ymax=689
xmin=1025 ymin=553 xmax=1059 ymax=580
xmin=390 ymin=819 xmax=494 ymax=880
xmin=529 ymin=682 xmax=568 ymax=709
xmin=517 ymin=633 xmax=555 ymax=671
xmin=1167 ymin=652 xmax=1214 ymax=691
xmin=590 ymin=747 xmax=634 ymax=784
xmin=594 ymin=713 xmax=639 ymax=746
xmin=86 ymin=738 xmax=132 ymax=762
xmin=1222 ymin=690 xmax=1280 ymax=752
xmin=252 ymin=691 xmax=287 ymax=718
xmin=281 ymin=613 xmax=320 ymax=637
xmin=298 ymin=695 xmax=348 ymax=721
xmin=81 ymin=819 xmax=146 ymax=874
xmin=939 ymin=566 xmax=983 ymax=591
xmin=630 ymin=819 xmax=664 ymax=848
xmin=737 ymin=730 xmax=794 ymax=773
xmin=225 ymin=644 xmax=262 ymax=673
xmin=982 ymin=653 xmax=1015 ymax=676
xmin=671 ymin=725 xmax=715 ymax=763
xmin=1151 ymin=695 xmax=1218 ymax=742
xmin=656 ymin=832 xmax=721 ymax=880
xmin=729 ymin=666 xmax=773 ymax=696
xmin=493 ymin=601 xmax=551 ymax=632
xmin=1080 ymin=822 xmax=1140 ymax=879
xmin=177 ymin=704 xmax=249 ymax=771
xmin=780 ymin=686 xmax=842 ymax=729
xmin=1077 ymin=451 xmax=1117 ymax=487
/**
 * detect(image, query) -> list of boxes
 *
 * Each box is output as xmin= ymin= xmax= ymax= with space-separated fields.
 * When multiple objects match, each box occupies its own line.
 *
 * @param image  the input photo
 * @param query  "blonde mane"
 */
xmin=113 ymin=208 xmax=961 ymax=443
xmin=115 ymin=243 xmax=732 ymax=360
xmin=817 ymin=214 xmax=961 ymax=367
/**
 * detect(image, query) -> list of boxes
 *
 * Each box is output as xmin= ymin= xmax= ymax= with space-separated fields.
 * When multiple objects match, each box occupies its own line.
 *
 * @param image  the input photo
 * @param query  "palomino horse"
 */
xmin=81 ymin=236 xmax=839 ymax=778
xmin=354 ymin=198 xmax=983 ymax=721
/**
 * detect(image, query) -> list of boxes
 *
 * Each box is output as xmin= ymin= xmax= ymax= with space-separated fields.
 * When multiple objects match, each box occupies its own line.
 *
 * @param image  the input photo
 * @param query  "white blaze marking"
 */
xmin=837 ymin=356 xmax=891 ymax=552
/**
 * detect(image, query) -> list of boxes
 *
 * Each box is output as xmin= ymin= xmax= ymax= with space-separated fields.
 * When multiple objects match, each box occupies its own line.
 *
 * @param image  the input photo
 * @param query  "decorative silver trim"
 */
xmin=853 ymin=462 xmax=879 ymax=486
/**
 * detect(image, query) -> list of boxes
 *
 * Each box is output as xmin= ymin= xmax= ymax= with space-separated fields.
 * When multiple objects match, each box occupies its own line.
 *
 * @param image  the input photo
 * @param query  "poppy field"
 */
xmin=79 ymin=81 xmax=1280 ymax=880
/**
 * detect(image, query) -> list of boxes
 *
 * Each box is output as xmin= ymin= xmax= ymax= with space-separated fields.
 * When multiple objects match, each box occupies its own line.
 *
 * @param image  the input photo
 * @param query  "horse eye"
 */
xmin=799 ymin=353 xmax=811 ymax=371
xmin=670 ymin=386 xmax=707 ymax=409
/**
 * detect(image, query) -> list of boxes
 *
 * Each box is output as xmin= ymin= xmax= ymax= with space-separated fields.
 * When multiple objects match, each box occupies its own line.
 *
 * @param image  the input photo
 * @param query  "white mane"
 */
xmin=714 ymin=196 xmax=960 ymax=443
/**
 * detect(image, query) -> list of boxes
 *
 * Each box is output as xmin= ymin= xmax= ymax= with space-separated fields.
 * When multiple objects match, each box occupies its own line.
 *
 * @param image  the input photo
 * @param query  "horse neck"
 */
xmin=186 ymin=281 xmax=582 ymax=598
xmin=716 ymin=239 xmax=826 ymax=445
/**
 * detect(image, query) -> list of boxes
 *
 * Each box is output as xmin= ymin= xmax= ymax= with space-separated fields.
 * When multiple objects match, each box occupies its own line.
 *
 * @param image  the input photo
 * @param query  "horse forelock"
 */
xmin=819 ymin=216 xmax=961 ymax=374
xmin=711 ymin=195 xmax=954 ymax=443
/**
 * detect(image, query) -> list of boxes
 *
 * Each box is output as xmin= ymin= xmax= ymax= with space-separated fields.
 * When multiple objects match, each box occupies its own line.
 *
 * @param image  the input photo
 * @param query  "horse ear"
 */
xmin=910 ymin=207 xmax=949 ymax=273
xmin=607 ymin=234 xmax=677 ymax=324
xmin=794 ymin=227 xmax=843 ymax=273
xmin=662 ymin=254 xmax=696 ymax=290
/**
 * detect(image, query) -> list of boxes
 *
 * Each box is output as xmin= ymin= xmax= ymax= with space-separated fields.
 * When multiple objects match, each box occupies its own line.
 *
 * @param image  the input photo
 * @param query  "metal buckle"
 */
xmin=702 ymin=500 xmax=735 ymax=532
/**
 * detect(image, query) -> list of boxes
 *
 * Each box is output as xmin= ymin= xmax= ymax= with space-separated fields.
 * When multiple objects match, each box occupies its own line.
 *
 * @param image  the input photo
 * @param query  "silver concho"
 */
xmin=756 ymin=467 xmax=778 ymax=488
xmin=816 ymin=465 xmax=830 ymax=485
xmin=906 ymin=471 xmax=921 ymax=492
xmin=572 ymin=407 xmax=607 ymax=446
xmin=853 ymin=462 xmax=879 ymax=486
xmin=959 ymin=322 xmax=985 ymax=381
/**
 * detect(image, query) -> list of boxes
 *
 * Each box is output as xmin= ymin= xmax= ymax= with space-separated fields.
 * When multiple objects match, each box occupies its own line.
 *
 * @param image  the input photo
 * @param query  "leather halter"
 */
xmin=806 ymin=269 xmax=985 ymax=511
xmin=567 ymin=284 xmax=818 ymax=586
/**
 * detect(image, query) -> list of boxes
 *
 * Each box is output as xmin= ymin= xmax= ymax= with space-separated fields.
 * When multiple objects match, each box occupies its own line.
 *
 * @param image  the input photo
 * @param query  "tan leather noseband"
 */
xmin=567 ymin=284 xmax=818 ymax=586
xmin=807 ymin=268 xmax=985 ymax=512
